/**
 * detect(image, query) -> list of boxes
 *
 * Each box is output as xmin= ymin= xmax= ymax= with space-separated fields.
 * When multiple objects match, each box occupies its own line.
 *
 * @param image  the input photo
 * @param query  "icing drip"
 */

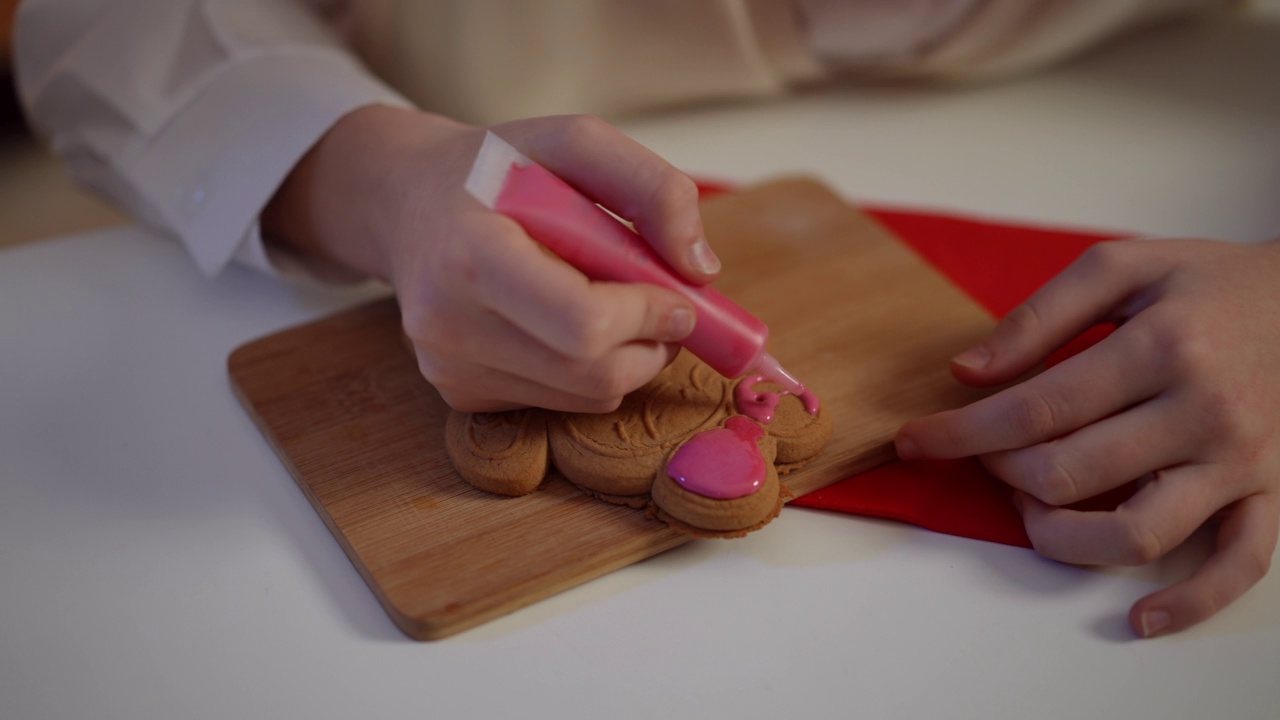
xmin=734 ymin=375 xmax=821 ymax=424
xmin=666 ymin=417 xmax=767 ymax=500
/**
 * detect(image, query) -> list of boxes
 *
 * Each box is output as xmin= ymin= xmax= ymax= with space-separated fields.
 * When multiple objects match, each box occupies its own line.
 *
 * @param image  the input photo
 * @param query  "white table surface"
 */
xmin=4 ymin=12 xmax=1280 ymax=720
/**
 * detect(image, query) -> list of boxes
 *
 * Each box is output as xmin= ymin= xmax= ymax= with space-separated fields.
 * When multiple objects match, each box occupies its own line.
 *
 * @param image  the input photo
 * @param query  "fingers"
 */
xmin=1016 ymin=475 xmax=1278 ymax=638
xmin=897 ymin=319 xmax=1170 ymax=459
xmin=470 ymin=215 xmax=696 ymax=357
xmin=494 ymin=115 xmax=720 ymax=283
xmin=981 ymin=395 xmax=1194 ymax=506
xmin=416 ymin=304 xmax=679 ymax=401
xmin=421 ymin=347 xmax=674 ymax=415
xmin=950 ymin=241 xmax=1171 ymax=387
xmin=430 ymin=366 xmax=628 ymax=414
xmin=406 ymin=221 xmax=684 ymax=410
xmin=1013 ymin=464 xmax=1223 ymax=567
xmin=419 ymin=114 xmax=715 ymax=414
xmin=889 ymin=237 xmax=1280 ymax=637
xmin=1129 ymin=493 xmax=1279 ymax=638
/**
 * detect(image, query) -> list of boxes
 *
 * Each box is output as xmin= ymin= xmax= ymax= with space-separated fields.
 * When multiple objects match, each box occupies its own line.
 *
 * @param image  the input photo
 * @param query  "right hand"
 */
xmin=264 ymin=105 xmax=721 ymax=413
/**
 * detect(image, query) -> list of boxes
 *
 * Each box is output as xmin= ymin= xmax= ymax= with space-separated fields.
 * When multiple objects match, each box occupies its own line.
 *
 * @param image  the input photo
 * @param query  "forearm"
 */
xmin=15 ymin=0 xmax=408 ymax=278
xmin=260 ymin=104 xmax=472 ymax=282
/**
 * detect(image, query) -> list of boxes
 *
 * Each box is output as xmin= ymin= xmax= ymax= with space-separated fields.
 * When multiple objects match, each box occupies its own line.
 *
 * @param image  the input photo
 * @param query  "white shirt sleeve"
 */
xmin=14 ymin=0 xmax=411 ymax=279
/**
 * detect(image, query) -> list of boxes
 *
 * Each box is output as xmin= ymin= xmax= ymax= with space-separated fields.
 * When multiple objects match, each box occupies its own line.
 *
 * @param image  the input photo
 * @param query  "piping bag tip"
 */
xmin=754 ymin=352 xmax=805 ymax=395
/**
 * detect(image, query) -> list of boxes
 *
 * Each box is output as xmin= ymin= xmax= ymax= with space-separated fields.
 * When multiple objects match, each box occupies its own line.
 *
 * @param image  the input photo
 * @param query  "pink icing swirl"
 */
xmin=733 ymin=375 xmax=820 ymax=425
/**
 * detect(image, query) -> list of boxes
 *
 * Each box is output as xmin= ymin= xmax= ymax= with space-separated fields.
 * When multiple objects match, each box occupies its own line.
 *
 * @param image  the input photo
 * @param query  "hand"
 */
xmin=264 ymin=105 xmax=720 ymax=412
xmin=896 ymin=238 xmax=1280 ymax=637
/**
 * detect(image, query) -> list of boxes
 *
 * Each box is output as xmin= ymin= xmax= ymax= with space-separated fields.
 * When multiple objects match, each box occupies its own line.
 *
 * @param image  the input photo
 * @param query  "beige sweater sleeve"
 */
xmin=346 ymin=0 xmax=821 ymax=124
xmin=347 ymin=0 xmax=1237 ymax=125
xmin=907 ymin=0 xmax=1239 ymax=81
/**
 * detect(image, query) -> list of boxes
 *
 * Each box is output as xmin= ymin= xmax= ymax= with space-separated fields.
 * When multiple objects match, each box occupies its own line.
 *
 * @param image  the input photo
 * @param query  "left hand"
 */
xmin=895 ymin=237 xmax=1280 ymax=638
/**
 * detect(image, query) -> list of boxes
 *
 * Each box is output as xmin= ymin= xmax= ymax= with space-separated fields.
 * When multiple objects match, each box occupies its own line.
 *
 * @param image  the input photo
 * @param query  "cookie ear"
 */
xmin=445 ymin=410 xmax=550 ymax=496
xmin=743 ymin=381 xmax=833 ymax=474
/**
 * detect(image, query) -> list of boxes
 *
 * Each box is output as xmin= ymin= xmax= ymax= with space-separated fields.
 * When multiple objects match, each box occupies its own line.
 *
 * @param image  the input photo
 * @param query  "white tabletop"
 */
xmin=4 ymin=12 xmax=1280 ymax=720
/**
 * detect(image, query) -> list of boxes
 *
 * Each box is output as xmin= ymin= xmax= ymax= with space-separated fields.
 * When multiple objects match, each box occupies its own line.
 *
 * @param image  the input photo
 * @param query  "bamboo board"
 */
xmin=228 ymin=178 xmax=996 ymax=639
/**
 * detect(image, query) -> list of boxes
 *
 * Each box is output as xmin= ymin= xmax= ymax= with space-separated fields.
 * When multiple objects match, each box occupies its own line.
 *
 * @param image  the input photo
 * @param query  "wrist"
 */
xmin=261 ymin=104 xmax=465 ymax=280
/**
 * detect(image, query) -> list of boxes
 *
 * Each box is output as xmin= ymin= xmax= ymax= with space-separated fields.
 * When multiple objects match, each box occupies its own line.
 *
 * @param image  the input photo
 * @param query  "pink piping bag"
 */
xmin=464 ymin=132 xmax=803 ymax=392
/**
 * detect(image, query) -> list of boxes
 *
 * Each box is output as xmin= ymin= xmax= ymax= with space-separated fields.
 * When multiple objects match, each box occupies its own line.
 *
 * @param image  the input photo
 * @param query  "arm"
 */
xmin=14 ymin=0 xmax=408 ymax=278
xmin=258 ymin=104 xmax=716 ymax=412
xmin=17 ymin=0 xmax=719 ymax=414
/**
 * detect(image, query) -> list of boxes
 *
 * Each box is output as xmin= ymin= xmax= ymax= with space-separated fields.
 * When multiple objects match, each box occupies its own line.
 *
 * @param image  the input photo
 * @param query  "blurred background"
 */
xmin=0 ymin=0 xmax=125 ymax=249
xmin=0 ymin=1 xmax=1275 ymax=251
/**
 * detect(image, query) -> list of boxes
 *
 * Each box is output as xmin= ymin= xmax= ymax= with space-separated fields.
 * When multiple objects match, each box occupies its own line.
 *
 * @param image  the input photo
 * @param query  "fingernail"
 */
xmin=666 ymin=307 xmax=695 ymax=340
xmin=952 ymin=345 xmax=991 ymax=370
xmin=896 ymin=436 xmax=920 ymax=460
xmin=1140 ymin=609 xmax=1171 ymax=637
xmin=688 ymin=239 xmax=721 ymax=276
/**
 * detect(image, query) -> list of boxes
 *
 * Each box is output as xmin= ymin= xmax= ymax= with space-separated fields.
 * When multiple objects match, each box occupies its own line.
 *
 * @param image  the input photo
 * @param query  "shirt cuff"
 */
xmin=121 ymin=48 xmax=410 ymax=278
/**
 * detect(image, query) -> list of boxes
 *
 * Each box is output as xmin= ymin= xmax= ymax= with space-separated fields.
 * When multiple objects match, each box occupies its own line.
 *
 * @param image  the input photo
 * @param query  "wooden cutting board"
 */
xmin=229 ymin=178 xmax=997 ymax=640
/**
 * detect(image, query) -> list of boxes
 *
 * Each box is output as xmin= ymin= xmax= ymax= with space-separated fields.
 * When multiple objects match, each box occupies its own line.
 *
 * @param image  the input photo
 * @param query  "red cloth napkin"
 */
xmin=797 ymin=206 xmax=1130 ymax=548
xmin=696 ymin=179 xmax=1129 ymax=547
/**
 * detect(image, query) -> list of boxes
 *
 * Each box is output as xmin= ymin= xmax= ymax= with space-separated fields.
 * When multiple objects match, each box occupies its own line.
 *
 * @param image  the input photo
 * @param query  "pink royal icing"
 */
xmin=733 ymin=375 xmax=821 ymax=425
xmin=666 ymin=417 xmax=767 ymax=500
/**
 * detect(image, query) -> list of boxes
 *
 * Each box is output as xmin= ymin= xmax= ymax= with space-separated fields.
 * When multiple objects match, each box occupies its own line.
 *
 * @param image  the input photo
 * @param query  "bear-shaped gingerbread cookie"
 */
xmin=444 ymin=350 xmax=833 ymax=537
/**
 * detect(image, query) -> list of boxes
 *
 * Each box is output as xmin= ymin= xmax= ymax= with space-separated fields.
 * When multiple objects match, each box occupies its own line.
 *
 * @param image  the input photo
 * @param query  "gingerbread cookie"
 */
xmin=444 ymin=409 xmax=549 ymax=496
xmin=443 ymin=350 xmax=832 ymax=537
xmin=651 ymin=416 xmax=784 ymax=537
xmin=549 ymin=351 xmax=735 ymax=506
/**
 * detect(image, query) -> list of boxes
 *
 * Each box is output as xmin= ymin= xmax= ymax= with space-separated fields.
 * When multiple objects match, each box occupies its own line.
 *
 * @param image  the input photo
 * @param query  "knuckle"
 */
xmin=413 ymin=348 xmax=485 ymax=399
xmin=1008 ymin=391 xmax=1060 ymax=442
xmin=444 ymin=240 xmax=479 ymax=285
xmin=404 ymin=303 xmax=464 ymax=353
xmin=1076 ymin=241 xmax=1129 ymax=279
xmin=1196 ymin=388 xmax=1249 ymax=447
xmin=1143 ymin=312 xmax=1210 ymax=379
xmin=1022 ymin=523 xmax=1066 ymax=563
xmin=414 ymin=354 xmax=453 ymax=389
xmin=561 ymin=114 xmax=610 ymax=146
xmin=1024 ymin=445 xmax=1081 ymax=506
xmin=1116 ymin=515 xmax=1165 ymax=565
xmin=1001 ymin=302 xmax=1043 ymax=340
xmin=1026 ymin=538 xmax=1059 ymax=564
xmin=579 ymin=362 xmax=639 ymax=402
xmin=400 ymin=298 xmax=435 ymax=343
xmin=646 ymin=171 xmax=699 ymax=219
xmin=583 ymin=366 xmax=632 ymax=399
xmin=1195 ymin=582 xmax=1231 ymax=619
xmin=589 ymin=396 xmax=625 ymax=414
xmin=561 ymin=304 xmax=614 ymax=358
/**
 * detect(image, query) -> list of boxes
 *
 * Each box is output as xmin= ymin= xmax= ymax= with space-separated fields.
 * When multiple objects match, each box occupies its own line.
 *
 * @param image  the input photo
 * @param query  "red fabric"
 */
xmin=696 ymin=181 xmax=1134 ymax=548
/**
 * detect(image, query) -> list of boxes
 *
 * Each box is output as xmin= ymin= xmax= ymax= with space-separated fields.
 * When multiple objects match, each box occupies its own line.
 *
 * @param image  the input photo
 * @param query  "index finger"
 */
xmin=896 ymin=320 xmax=1169 ymax=459
xmin=951 ymin=240 xmax=1173 ymax=387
